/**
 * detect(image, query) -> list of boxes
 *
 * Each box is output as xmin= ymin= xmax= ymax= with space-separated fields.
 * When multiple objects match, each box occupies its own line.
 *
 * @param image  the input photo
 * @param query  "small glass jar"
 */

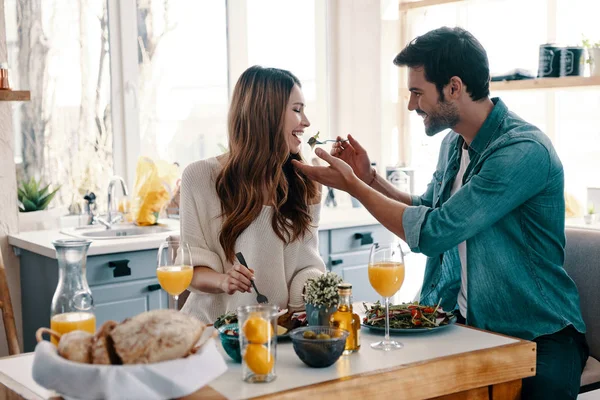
xmin=50 ymin=239 xmax=95 ymax=344
xmin=237 ymin=304 xmax=278 ymax=383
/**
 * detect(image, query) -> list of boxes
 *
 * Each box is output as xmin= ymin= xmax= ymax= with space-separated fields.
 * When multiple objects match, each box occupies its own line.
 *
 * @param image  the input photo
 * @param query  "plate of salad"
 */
xmin=361 ymin=301 xmax=457 ymax=334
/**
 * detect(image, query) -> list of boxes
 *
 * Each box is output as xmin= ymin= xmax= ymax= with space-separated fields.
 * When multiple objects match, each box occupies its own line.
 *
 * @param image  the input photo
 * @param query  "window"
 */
xmin=6 ymin=0 xmax=113 ymax=209
xmin=8 ymin=0 xmax=328 ymax=210
xmin=135 ymin=0 xmax=229 ymax=169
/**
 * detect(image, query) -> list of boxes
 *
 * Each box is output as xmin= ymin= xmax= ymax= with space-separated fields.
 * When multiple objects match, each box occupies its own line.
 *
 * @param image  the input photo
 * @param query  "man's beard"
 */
xmin=421 ymin=100 xmax=460 ymax=137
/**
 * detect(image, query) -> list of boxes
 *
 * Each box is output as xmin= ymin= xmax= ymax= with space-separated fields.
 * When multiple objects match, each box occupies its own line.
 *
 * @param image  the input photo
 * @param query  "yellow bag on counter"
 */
xmin=132 ymin=157 xmax=180 ymax=226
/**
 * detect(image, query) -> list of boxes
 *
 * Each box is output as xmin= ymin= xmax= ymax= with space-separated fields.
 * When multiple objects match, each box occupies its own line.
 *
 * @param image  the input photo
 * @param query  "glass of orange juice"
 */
xmin=157 ymin=240 xmax=193 ymax=309
xmin=368 ymin=242 xmax=405 ymax=351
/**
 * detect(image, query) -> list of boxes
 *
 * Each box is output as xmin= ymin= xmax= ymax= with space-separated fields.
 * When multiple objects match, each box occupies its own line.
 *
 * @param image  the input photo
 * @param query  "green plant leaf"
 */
xmin=38 ymin=184 xmax=50 ymax=198
xmin=17 ymin=188 xmax=27 ymax=202
xmin=37 ymin=187 xmax=60 ymax=211
xmin=21 ymin=198 xmax=38 ymax=212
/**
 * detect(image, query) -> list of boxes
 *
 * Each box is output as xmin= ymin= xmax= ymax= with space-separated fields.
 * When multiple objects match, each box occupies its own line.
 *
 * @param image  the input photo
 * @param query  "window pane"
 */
xmin=246 ymin=0 xmax=326 ymax=145
xmin=136 ymin=0 xmax=228 ymax=168
xmin=556 ymin=0 xmax=600 ymax=207
xmin=6 ymin=0 xmax=113 ymax=209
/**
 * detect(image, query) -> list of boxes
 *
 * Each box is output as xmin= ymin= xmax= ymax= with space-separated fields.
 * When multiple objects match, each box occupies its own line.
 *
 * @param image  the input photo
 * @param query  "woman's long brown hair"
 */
xmin=216 ymin=66 xmax=318 ymax=262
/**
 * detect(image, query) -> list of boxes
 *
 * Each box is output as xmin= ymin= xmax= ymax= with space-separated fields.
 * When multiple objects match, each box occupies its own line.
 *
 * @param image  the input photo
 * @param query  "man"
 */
xmin=293 ymin=27 xmax=588 ymax=399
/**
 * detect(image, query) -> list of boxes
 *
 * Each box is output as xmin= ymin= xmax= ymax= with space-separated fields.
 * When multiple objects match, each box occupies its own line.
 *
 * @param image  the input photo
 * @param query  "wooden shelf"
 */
xmin=0 ymin=90 xmax=30 ymax=101
xmin=400 ymin=0 xmax=465 ymax=11
xmin=490 ymin=76 xmax=600 ymax=91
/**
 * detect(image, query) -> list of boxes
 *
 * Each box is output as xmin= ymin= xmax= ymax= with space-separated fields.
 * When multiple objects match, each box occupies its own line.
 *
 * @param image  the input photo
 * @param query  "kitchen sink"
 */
xmin=61 ymin=224 xmax=174 ymax=240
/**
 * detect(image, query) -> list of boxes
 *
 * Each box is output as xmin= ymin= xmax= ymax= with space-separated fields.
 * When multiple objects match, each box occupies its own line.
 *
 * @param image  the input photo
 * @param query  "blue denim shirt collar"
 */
xmin=467 ymin=97 xmax=508 ymax=155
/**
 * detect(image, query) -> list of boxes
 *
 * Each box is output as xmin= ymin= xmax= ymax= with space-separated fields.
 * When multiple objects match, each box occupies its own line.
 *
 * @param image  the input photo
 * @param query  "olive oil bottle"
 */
xmin=329 ymin=283 xmax=360 ymax=354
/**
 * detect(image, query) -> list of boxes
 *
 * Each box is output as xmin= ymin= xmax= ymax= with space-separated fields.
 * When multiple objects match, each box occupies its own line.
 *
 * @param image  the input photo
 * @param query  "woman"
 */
xmin=180 ymin=66 xmax=325 ymax=324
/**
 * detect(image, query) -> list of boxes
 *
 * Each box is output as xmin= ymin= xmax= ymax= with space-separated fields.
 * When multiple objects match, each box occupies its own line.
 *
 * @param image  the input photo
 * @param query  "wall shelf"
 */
xmin=490 ymin=76 xmax=600 ymax=91
xmin=0 ymin=90 xmax=30 ymax=101
xmin=400 ymin=0 xmax=466 ymax=11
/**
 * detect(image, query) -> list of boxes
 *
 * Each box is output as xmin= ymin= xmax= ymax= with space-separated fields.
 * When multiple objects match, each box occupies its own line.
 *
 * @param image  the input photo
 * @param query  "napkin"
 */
xmin=32 ymin=338 xmax=227 ymax=400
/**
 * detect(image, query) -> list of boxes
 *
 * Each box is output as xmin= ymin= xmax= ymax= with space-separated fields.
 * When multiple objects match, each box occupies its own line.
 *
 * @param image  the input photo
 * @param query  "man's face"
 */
xmin=406 ymin=67 xmax=459 ymax=136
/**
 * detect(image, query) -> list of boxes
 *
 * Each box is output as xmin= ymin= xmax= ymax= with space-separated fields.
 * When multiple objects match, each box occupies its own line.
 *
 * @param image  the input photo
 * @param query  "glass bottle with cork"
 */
xmin=329 ymin=282 xmax=360 ymax=354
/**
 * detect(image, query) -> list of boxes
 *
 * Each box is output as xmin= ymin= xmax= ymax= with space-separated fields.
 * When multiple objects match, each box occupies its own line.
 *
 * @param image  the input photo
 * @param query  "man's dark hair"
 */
xmin=394 ymin=27 xmax=490 ymax=101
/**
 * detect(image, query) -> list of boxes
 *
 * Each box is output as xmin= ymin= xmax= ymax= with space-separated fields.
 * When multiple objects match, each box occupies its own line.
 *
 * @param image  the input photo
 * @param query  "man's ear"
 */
xmin=448 ymin=76 xmax=463 ymax=99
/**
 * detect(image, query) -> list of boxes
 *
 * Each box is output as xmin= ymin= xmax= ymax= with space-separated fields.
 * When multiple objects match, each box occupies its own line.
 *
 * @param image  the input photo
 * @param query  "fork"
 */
xmin=235 ymin=252 xmax=269 ymax=304
xmin=311 ymin=138 xmax=349 ymax=145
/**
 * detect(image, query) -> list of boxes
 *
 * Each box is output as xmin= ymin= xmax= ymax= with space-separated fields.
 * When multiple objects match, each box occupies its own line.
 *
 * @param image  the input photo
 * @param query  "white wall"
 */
xmin=0 ymin=1 xmax=23 ymax=356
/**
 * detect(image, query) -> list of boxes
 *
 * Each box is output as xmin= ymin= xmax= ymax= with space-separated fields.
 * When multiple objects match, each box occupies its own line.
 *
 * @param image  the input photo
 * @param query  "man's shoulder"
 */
xmin=503 ymin=110 xmax=548 ymax=142
xmin=493 ymin=109 xmax=555 ymax=154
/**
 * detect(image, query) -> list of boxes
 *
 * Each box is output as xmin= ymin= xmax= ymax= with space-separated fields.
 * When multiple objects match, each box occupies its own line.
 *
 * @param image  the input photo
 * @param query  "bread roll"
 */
xmin=110 ymin=310 xmax=206 ymax=364
xmin=92 ymin=321 xmax=118 ymax=365
xmin=57 ymin=331 xmax=94 ymax=364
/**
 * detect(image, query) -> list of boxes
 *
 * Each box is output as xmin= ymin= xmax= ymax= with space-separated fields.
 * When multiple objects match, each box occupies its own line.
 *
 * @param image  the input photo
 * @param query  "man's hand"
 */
xmin=292 ymin=148 xmax=360 ymax=194
xmin=220 ymin=262 xmax=254 ymax=295
xmin=331 ymin=134 xmax=372 ymax=183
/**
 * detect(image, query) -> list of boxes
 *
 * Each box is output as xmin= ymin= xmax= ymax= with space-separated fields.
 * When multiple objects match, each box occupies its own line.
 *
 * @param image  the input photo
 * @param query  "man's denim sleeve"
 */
xmin=411 ymin=172 xmax=437 ymax=207
xmin=403 ymin=139 xmax=551 ymax=256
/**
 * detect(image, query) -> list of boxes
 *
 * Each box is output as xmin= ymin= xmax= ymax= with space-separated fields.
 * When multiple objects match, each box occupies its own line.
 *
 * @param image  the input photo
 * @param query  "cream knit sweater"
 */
xmin=179 ymin=157 xmax=325 ymax=324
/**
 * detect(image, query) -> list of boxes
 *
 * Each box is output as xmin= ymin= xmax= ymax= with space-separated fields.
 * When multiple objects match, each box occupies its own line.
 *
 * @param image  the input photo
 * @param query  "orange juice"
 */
xmin=50 ymin=312 xmax=96 ymax=345
xmin=157 ymin=265 xmax=193 ymax=296
xmin=368 ymin=262 xmax=405 ymax=297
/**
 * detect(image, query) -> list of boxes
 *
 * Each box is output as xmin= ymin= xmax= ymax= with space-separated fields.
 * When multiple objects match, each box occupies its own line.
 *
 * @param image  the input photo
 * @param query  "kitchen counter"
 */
xmin=8 ymin=206 xmax=380 ymax=259
xmin=8 ymin=219 xmax=181 ymax=259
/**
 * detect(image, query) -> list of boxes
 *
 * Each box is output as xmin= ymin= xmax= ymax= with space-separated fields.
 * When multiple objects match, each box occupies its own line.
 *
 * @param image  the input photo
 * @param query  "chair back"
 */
xmin=0 ymin=247 xmax=20 ymax=354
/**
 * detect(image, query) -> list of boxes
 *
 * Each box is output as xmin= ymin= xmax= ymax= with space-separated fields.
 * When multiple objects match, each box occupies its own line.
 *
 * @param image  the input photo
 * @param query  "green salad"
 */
xmin=362 ymin=301 xmax=454 ymax=329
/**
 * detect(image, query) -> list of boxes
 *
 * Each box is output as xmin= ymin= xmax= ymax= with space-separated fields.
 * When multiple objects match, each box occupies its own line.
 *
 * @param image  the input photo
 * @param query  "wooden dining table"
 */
xmin=0 ymin=323 xmax=535 ymax=400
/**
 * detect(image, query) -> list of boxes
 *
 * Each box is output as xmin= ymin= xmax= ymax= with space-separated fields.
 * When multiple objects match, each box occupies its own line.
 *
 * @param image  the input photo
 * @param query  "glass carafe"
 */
xmin=50 ymin=239 xmax=96 ymax=344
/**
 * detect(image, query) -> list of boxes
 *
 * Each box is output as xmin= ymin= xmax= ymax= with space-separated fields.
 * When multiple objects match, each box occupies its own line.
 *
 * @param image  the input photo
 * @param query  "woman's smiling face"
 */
xmin=283 ymin=84 xmax=310 ymax=154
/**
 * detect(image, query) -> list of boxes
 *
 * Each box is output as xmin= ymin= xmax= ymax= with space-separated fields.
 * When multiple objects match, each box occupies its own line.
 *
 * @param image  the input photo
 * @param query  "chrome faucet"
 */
xmin=106 ymin=176 xmax=129 ymax=228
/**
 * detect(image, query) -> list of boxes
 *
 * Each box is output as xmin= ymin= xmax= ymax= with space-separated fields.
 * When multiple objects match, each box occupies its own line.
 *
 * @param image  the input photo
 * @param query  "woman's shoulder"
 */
xmin=182 ymin=157 xmax=222 ymax=185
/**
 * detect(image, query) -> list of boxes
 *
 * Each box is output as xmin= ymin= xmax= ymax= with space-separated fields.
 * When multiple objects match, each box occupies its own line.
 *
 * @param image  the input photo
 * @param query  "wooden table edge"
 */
xmin=0 ymin=326 xmax=537 ymax=400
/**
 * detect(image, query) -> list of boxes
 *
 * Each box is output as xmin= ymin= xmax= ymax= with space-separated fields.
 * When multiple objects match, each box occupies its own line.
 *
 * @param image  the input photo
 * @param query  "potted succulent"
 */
xmin=17 ymin=178 xmax=62 ymax=232
xmin=303 ymin=272 xmax=343 ymax=326
xmin=582 ymin=38 xmax=600 ymax=76
xmin=584 ymin=203 xmax=596 ymax=225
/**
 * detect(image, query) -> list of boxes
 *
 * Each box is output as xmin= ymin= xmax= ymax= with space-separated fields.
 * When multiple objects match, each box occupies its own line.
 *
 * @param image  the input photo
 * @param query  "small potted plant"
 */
xmin=584 ymin=202 xmax=596 ymax=225
xmin=303 ymin=272 xmax=343 ymax=326
xmin=17 ymin=178 xmax=61 ymax=232
xmin=582 ymin=38 xmax=600 ymax=77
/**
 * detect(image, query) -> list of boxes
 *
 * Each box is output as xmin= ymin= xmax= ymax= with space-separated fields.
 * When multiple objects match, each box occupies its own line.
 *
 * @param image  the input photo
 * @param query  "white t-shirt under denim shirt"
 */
xmin=450 ymin=146 xmax=471 ymax=318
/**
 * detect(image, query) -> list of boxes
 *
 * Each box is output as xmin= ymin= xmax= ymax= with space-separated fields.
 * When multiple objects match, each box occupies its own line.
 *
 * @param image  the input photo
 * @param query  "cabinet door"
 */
xmin=92 ymin=278 xmax=168 ymax=326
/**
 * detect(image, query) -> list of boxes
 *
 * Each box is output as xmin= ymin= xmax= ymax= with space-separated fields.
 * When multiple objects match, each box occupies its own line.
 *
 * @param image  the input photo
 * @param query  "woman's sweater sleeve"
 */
xmin=288 ymin=204 xmax=326 ymax=310
xmin=180 ymin=163 xmax=224 ymax=279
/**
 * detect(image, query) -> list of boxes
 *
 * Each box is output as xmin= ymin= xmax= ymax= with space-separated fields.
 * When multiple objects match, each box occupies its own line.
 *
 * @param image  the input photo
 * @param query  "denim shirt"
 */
xmin=403 ymin=98 xmax=586 ymax=340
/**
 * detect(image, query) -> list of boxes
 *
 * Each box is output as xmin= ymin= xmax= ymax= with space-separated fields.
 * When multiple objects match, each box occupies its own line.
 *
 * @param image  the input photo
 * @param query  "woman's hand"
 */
xmin=331 ymin=134 xmax=373 ymax=183
xmin=220 ymin=262 xmax=255 ymax=295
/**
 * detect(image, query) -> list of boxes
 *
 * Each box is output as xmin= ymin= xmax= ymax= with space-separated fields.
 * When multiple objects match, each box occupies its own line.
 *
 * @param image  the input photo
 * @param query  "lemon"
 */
xmin=243 ymin=317 xmax=274 ymax=344
xmin=276 ymin=325 xmax=287 ymax=335
xmin=244 ymin=344 xmax=274 ymax=375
